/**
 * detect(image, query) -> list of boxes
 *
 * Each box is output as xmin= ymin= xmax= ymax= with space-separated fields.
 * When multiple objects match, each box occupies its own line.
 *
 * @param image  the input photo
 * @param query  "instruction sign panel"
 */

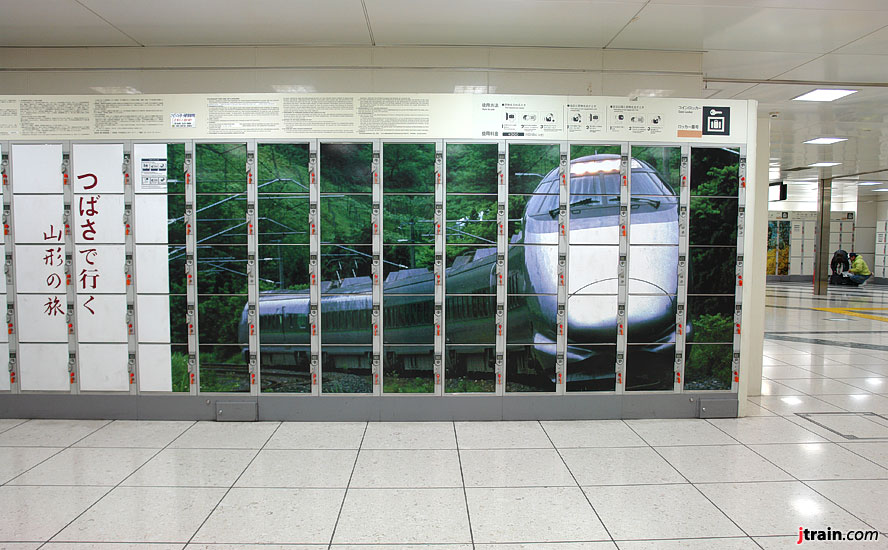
xmin=0 ymin=93 xmax=751 ymax=143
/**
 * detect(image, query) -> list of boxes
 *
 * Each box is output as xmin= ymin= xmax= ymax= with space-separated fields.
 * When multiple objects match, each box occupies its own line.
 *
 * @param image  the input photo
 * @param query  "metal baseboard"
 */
xmin=0 ymin=393 xmax=738 ymax=421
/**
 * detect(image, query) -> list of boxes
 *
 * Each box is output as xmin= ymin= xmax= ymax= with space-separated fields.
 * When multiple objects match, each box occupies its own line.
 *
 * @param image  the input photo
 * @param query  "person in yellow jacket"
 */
xmin=847 ymin=252 xmax=871 ymax=286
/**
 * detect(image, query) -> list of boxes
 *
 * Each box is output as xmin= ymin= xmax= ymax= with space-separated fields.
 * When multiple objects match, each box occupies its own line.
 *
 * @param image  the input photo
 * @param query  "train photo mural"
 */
xmin=167 ymin=142 xmax=738 ymax=394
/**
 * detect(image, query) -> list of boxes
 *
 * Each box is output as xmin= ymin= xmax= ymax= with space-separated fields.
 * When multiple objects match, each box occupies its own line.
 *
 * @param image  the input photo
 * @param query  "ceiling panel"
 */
xmin=836 ymin=25 xmax=888 ymax=55
xmin=703 ymin=50 xmax=818 ymax=80
xmin=364 ymin=0 xmax=642 ymax=47
xmin=777 ymin=54 xmax=888 ymax=83
xmin=651 ymin=0 xmax=888 ymax=10
xmin=0 ymin=0 xmax=137 ymax=46
xmin=609 ymin=4 xmax=888 ymax=53
xmin=77 ymin=0 xmax=371 ymax=46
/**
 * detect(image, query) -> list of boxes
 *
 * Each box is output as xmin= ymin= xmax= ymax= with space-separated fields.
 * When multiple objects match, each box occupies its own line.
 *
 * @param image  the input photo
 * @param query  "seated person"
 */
xmin=847 ymin=252 xmax=872 ymax=286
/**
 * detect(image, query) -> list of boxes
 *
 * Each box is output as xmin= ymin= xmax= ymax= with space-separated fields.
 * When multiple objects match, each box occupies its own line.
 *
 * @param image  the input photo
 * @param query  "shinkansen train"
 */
xmin=240 ymin=154 xmax=680 ymax=389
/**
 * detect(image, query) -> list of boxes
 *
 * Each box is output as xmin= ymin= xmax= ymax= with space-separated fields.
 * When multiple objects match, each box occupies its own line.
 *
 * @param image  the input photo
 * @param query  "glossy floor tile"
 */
xmin=467 ymin=486 xmax=610 ymax=543
xmin=54 ymin=486 xmax=227 ymax=543
xmin=2 ymin=282 xmax=888 ymax=547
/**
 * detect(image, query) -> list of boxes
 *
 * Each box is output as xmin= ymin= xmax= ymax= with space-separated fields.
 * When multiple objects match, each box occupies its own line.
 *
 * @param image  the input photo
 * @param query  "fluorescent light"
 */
xmin=793 ymin=89 xmax=857 ymax=102
xmin=873 ymin=188 xmax=888 ymax=192
xmin=860 ymin=182 xmax=883 ymax=186
xmin=804 ymin=137 xmax=847 ymax=145
xmin=808 ymin=162 xmax=841 ymax=167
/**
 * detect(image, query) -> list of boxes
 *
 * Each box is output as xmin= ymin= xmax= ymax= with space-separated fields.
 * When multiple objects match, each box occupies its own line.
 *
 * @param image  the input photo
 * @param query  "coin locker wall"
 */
xmin=1 ymin=140 xmax=745 ymax=396
xmin=876 ymin=220 xmax=888 ymax=279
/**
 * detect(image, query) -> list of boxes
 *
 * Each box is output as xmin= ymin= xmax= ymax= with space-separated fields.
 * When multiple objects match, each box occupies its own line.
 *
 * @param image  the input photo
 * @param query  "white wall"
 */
xmin=855 ymin=199 xmax=876 ymax=268
xmin=0 ymin=46 xmax=702 ymax=97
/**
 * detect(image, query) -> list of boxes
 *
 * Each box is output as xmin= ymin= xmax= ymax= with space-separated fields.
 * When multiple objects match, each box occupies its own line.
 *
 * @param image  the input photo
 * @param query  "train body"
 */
xmin=240 ymin=154 xmax=680 ymax=389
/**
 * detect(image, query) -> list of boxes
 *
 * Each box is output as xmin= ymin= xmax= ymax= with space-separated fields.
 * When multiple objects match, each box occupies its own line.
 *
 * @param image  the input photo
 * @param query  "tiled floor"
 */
xmin=0 ymin=282 xmax=887 ymax=548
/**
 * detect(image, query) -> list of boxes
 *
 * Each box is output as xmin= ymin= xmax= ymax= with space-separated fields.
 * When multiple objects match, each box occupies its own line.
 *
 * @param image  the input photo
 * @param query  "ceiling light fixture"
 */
xmin=793 ymin=89 xmax=858 ymax=102
xmin=872 ymin=189 xmax=888 ymax=192
xmin=808 ymin=162 xmax=841 ymax=167
xmin=859 ymin=182 xmax=883 ymax=186
xmin=804 ymin=137 xmax=847 ymax=145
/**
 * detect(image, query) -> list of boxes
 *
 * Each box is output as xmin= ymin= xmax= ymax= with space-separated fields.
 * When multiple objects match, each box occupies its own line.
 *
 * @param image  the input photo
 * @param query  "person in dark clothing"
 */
xmin=831 ymin=249 xmax=849 ymax=274
xmin=829 ymin=249 xmax=850 ymax=285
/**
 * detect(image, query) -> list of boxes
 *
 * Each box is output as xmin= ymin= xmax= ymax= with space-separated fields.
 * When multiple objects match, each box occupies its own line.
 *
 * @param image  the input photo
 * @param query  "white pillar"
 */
xmin=739 ymin=112 xmax=769 ymax=407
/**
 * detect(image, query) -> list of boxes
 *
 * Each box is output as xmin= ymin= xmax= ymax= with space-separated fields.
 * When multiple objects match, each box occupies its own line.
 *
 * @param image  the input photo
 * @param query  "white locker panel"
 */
xmin=789 ymin=256 xmax=802 ymax=275
xmin=804 ymin=221 xmax=816 ymax=237
xmin=133 ymin=144 xmax=168 ymax=194
xmin=802 ymin=258 xmax=814 ymax=276
xmin=74 ymin=244 xmax=126 ymax=294
xmin=803 ymin=239 xmax=816 ymax=256
xmin=138 ymin=344 xmax=172 ymax=392
xmin=790 ymin=222 xmax=803 ymax=239
xmin=136 ymin=295 xmax=170 ymax=343
xmin=879 ymin=221 xmax=888 ymax=233
xmin=11 ymin=195 xmax=65 ymax=244
xmin=877 ymin=256 xmax=887 ymax=267
xmin=877 ymin=232 xmax=886 ymax=245
xmin=18 ymin=343 xmax=69 ymax=391
xmin=76 ymin=294 xmax=127 ymax=343
xmin=790 ymin=238 xmax=802 ymax=257
xmin=0 ymin=344 xmax=8 ymax=391
xmin=830 ymin=222 xmax=841 ymax=233
xmin=13 ymin=245 xmax=65 ymax=294
xmin=10 ymin=144 xmax=63 ymax=194
xmin=134 ymin=195 xmax=169 ymax=244
xmin=78 ymin=343 xmax=128 ymax=392
xmin=73 ymin=193 xmax=125 ymax=244
xmin=829 ymin=233 xmax=840 ymax=246
xmin=876 ymin=266 xmax=885 ymax=278
xmin=71 ymin=144 xmax=124 ymax=194
xmin=16 ymin=293 xmax=67 ymax=343
xmin=135 ymin=245 xmax=170 ymax=294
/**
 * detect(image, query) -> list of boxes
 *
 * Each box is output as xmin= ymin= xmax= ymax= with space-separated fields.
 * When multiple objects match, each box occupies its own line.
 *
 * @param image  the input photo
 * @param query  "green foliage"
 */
xmin=509 ymin=144 xmax=560 ymax=193
xmin=445 ymin=378 xmax=495 ymax=393
xmin=690 ymin=148 xmax=739 ymax=196
xmin=684 ymin=344 xmax=733 ymax=390
xmin=384 ymin=372 xmax=434 ymax=393
xmin=321 ymin=143 xmax=373 ymax=192
xmin=384 ymin=143 xmax=436 ymax=192
xmin=446 ymin=144 xmax=498 ymax=193
xmin=692 ymin=313 xmax=733 ymax=342
xmin=171 ymin=351 xmax=190 ymax=392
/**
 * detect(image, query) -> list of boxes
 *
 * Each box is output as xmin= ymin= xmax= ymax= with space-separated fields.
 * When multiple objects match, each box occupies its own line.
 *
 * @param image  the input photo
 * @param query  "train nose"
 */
xmin=566 ymin=244 xmax=677 ymax=344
